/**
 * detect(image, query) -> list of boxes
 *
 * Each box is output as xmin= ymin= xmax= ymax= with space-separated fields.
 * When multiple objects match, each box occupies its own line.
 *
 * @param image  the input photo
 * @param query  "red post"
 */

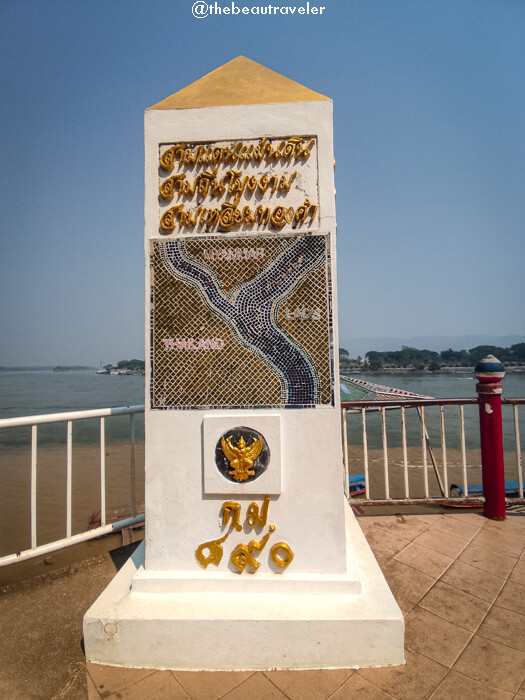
xmin=475 ymin=355 xmax=506 ymax=520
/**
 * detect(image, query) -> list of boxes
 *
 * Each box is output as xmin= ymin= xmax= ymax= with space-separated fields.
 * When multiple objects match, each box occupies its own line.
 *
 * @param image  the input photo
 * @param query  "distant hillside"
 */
xmin=339 ymin=335 xmax=525 ymax=359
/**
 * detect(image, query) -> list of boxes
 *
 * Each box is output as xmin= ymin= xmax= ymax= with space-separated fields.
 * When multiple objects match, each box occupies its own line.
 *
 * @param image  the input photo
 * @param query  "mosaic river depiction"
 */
xmin=158 ymin=235 xmax=328 ymax=406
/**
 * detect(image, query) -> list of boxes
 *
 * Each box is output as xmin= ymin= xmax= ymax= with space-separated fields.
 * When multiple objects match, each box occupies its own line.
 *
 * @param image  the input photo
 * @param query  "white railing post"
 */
xmin=100 ymin=417 xmax=106 ymax=527
xmin=66 ymin=421 xmax=73 ymax=538
xmin=440 ymin=406 xmax=449 ymax=497
xmin=381 ymin=407 xmax=389 ymax=499
xmin=362 ymin=408 xmax=370 ymax=498
xmin=459 ymin=405 xmax=468 ymax=497
xmin=401 ymin=406 xmax=409 ymax=498
xmin=420 ymin=406 xmax=429 ymax=498
xmin=31 ymin=425 xmax=38 ymax=549
xmin=130 ymin=413 xmax=136 ymax=518
xmin=513 ymin=404 xmax=523 ymax=498
xmin=342 ymin=408 xmax=349 ymax=498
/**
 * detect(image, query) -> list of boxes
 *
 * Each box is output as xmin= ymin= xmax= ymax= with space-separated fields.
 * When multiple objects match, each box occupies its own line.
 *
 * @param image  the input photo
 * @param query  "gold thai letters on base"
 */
xmin=246 ymin=497 xmax=270 ymax=527
xmin=230 ymin=525 xmax=275 ymax=573
xmin=194 ymin=531 xmax=231 ymax=569
xmin=195 ymin=498 xmax=294 ymax=574
xmin=270 ymin=542 xmax=295 ymax=569
xmin=221 ymin=501 xmax=243 ymax=531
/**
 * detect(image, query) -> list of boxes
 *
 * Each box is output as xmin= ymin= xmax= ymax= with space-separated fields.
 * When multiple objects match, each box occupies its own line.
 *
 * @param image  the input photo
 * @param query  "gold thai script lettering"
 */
xmin=221 ymin=501 xmax=243 ymax=531
xmin=270 ymin=542 xmax=295 ymax=569
xmin=246 ymin=497 xmax=270 ymax=528
xmin=159 ymin=137 xmax=315 ymax=172
xmin=195 ymin=531 xmax=230 ymax=569
xmin=160 ymin=200 xmax=318 ymax=233
xmin=159 ymin=169 xmax=297 ymax=205
xmin=195 ymin=499 xmax=295 ymax=574
xmin=230 ymin=525 xmax=275 ymax=573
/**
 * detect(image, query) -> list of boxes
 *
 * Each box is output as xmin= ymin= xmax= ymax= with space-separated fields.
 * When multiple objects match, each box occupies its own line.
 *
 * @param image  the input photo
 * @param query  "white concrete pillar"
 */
xmin=84 ymin=57 xmax=404 ymax=671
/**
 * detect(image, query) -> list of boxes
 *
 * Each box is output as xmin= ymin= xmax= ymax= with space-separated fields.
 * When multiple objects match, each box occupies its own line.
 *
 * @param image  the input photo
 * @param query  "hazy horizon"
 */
xmin=1 ymin=333 xmax=524 ymax=369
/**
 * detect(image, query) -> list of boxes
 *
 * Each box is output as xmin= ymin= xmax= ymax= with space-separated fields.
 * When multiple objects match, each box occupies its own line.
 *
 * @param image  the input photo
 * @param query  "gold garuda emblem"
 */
xmin=221 ymin=433 xmax=264 ymax=482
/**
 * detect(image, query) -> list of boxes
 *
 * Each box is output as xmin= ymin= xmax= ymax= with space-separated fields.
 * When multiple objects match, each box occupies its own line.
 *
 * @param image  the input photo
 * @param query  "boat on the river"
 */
xmin=450 ymin=481 xmax=521 ymax=498
xmin=349 ymin=472 xmax=366 ymax=496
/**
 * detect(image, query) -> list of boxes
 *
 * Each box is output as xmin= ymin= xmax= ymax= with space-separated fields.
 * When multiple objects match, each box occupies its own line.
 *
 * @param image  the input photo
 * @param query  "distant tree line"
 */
xmin=339 ymin=344 xmax=525 ymax=372
xmin=102 ymin=359 xmax=145 ymax=374
xmin=117 ymin=359 xmax=145 ymax=371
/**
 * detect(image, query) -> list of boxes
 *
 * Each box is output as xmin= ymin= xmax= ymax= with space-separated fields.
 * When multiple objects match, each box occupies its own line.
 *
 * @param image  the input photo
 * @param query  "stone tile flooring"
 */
xmin=86 ymin=510 xmax=525 ymax=700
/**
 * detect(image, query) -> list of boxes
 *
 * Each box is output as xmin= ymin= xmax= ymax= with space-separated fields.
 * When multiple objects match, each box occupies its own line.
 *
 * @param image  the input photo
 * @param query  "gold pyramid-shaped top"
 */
xmin=147 ymin=56 xmax=329 ymax=110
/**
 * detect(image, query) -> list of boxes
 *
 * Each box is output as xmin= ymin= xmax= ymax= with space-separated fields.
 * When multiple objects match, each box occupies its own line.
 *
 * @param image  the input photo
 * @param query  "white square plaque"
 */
xmin=202 ymin=413 xmax=281 ymax=495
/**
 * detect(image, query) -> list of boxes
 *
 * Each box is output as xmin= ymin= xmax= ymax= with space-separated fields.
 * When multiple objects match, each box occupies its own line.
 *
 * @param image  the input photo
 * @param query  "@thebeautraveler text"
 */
xmin=192 ymin=2 xmax=326 ymax=18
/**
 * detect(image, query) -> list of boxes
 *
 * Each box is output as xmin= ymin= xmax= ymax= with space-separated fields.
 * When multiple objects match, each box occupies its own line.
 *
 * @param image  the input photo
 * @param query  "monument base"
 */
xmin=83 ymin=506 xmax=404 ymax=671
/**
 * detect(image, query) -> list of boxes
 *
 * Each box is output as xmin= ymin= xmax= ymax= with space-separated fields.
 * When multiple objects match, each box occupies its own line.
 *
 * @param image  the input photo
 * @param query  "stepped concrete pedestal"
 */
xmin=83 ymin=57 xmax=404 ymax=671
xmin=84 ymin=504 xmax=403 ymax=670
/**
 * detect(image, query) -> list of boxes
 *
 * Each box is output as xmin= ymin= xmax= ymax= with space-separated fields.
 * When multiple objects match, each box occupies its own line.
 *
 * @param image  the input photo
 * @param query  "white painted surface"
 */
xmin=144 ymin=407 xmax=347 ymax=574
xmin=145 ymin=102 xmax=335 ymax=235
xmin=84 ymin=504 xmax=404 ymax=670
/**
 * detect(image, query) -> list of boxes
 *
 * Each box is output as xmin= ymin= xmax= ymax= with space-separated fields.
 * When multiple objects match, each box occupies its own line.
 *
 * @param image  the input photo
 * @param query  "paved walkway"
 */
xmin=85 ymin=510 xmax=525 ymax=700
xmin=2 ymin=509 xmax=524 ymax=698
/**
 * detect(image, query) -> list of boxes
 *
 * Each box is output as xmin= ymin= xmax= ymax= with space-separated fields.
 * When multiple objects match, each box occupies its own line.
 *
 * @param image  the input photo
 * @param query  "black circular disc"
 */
xmin=215 ymin=426 xmax=269 ymax=484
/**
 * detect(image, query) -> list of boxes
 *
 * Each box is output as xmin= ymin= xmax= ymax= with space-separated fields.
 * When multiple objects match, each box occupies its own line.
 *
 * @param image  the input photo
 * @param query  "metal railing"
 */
xmin=503 ymin=398 xmax=525 ymax=500
xmin=342 ymin=398 xmax=524 ymax=507
xmin=2 ymin=396 xmax=523 ymax=563
xmin=0 ymin=405 xmax=145 ymax=567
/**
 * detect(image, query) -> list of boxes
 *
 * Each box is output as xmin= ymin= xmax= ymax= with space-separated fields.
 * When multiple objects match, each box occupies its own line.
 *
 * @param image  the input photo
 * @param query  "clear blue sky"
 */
xmin=0 ymin=0 xmax=523 ymax=365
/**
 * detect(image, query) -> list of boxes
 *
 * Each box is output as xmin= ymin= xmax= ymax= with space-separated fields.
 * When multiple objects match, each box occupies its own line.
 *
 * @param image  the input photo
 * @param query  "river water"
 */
xmin=0 ymin=370 xmax=146 ymax=450
xmin=0 ymin=368 xmax=523 ymax=450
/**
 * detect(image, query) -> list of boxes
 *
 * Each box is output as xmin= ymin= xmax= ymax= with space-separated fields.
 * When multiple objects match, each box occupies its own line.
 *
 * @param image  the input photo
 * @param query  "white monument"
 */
xmin=84 ymin=57 xmax=404 ymax=670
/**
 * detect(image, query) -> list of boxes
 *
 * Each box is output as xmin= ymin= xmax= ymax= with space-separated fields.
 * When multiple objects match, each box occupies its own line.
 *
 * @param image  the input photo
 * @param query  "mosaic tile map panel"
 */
xmin=150 ymin=234 xmax=333 ymax=409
